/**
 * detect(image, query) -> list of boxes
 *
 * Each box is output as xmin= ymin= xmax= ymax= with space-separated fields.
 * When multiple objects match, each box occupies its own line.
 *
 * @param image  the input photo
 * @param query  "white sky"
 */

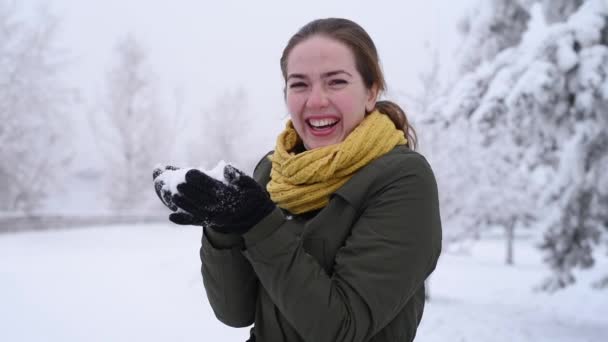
xmin=21 ymin=0 xmax=471 ymax=169
xmin=28 ymin=0 xmax=470 ymax=106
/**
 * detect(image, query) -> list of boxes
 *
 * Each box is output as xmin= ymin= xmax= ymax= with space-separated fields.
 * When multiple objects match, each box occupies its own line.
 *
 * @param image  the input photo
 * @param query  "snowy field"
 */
xmin=1 ymin=224 xmax=606 ymax=342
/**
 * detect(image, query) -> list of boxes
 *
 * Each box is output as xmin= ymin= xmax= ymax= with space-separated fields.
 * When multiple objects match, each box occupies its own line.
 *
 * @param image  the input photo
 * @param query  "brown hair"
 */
xmin=280 ymin=18 xmax=417 ymax=149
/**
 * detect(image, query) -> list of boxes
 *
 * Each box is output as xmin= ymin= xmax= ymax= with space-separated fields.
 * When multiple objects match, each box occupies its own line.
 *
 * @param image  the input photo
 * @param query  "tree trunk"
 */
xmin=505 ymin=221 xmax=515 ymax=265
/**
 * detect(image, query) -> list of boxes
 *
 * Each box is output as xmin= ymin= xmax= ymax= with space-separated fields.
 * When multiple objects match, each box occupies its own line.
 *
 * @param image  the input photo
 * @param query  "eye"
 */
xmin=288 ymin=82 xmax=307 ymax=89
xmin=328 ymin=79 xmax=347 ymax=88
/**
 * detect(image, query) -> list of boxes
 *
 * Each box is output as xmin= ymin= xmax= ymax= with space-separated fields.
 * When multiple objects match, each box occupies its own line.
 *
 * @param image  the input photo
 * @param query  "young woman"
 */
xmin=154 ymin=18 xmax=442 ymax=342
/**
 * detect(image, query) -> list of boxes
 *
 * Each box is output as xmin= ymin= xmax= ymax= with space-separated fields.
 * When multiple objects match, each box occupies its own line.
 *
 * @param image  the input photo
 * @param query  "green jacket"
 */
xmin=200 ymin=145 xmax=442 ymax=342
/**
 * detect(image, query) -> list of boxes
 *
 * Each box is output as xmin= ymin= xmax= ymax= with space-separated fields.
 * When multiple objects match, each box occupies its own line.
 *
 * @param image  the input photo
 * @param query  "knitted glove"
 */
xmin=153 ymin=164 xmax=275 ymax=234
xmin=153 ymin=165 xmax=183 ymax=210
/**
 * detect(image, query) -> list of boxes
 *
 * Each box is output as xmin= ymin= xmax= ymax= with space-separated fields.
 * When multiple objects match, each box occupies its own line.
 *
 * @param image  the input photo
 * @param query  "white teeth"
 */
xmin=309 ymin=118 xmax=338 ymax=127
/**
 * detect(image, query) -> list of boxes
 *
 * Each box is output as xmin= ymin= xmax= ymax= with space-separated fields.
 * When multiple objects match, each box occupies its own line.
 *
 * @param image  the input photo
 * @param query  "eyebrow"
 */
xmin=286 ymin=70 xmax=353 ymax=81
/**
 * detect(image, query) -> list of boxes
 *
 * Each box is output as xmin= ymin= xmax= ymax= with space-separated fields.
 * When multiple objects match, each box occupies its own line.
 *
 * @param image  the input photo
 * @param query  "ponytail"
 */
xmin=375 ymin=100 xmax=417 ymax=150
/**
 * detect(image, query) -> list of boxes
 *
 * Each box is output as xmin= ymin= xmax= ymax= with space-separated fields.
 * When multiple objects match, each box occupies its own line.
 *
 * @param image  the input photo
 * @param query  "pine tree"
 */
xmin=427 ymin=0 xmax=608 ymax=288
xmin=455 ymin=0 xmax=532 ymax=76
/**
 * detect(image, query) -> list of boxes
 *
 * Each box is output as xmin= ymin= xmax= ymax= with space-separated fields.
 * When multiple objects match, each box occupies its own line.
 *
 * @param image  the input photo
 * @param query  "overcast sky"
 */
xmin=21 ymin=0 xmax=471 ymax=168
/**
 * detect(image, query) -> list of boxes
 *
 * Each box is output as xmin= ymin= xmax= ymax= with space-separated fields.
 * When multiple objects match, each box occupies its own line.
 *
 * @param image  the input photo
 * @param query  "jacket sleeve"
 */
xmin=241 ymin=154 xmax=442 ymax=342
xmin=199 ymin=154 xmax=274 ymax=328
xmin=200 ymin=228 xmax=258 ymax=327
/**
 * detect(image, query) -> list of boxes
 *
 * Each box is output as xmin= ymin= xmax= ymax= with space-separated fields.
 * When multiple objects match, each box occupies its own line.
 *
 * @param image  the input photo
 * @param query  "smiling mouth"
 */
xmin=306 ymin=118 xmax=340 ymax=130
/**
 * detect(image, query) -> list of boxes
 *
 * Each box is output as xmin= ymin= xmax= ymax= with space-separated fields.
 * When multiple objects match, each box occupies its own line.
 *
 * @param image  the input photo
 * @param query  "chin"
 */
xmin=306 ymin=138 xmax=341 ymax=150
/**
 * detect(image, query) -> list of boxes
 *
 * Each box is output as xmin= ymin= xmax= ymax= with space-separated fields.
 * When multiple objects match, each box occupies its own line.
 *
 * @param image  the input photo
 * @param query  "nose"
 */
xmin=306 ymin=84 xmax=329 ymax=109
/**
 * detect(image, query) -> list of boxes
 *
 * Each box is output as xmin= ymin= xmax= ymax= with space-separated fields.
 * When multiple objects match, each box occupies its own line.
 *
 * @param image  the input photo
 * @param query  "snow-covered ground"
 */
xmin=418 ymin=236 xmax=608 ymax=342
xmin=1 ymin=224 xmax=606 ymax=342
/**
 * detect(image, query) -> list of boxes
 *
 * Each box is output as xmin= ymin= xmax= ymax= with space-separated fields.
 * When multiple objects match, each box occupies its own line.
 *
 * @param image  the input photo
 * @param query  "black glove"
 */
xmin=154 ymin=164 xmax=275 ymax=234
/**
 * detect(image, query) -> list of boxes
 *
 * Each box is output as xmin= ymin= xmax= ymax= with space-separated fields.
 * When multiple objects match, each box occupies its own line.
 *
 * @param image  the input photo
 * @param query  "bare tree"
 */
xmin=408 ymin=42 xmax=445 ymax=301
xmin=411 ymin=42 xmax=443 ymax=120
xmin=0 ymin=1 xmax=74 ymax=214
xmin=91 ymin=35 xmax=169 ymax=213
xmin=185 ymin=87 xmax=251 ymax=170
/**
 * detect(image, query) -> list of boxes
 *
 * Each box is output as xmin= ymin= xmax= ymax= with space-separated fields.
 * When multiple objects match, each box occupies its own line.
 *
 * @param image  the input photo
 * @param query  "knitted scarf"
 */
xmin=267 ymin=110 xmax=407 ymax=214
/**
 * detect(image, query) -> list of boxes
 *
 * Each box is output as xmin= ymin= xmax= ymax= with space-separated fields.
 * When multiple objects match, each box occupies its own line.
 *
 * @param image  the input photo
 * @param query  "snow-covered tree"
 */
xmin=92 ymin=35 xmax=169 ymax=213
xmin=455 ymin=0 xmax=532 ymax=76
xmin=507 ymin=0 xmax=607 ymax=290
xmin=425 ymin=96 xmax=537 ymax=264
xmin=540 ymin=0 xmax=585 ymax=24
xmin=413 ymin=43 xmax=485 ymax=248
xmin=0 ymin=1 xmax=74 ymax=213
xmin=409 ymin=42 xmax=443 ymax=121
xmin=428 ymin=0 xmax=608 ymax=288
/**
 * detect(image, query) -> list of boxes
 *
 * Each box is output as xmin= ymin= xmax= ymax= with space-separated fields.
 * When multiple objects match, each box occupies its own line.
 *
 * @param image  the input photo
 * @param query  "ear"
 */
xmin=365 ymin=83 xmax=379 ymax=112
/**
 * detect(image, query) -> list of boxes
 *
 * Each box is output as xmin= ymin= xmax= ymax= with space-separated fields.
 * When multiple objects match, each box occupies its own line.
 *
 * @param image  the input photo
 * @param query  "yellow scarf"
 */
xmin=267 ymin=110 xmax=407 ymax=214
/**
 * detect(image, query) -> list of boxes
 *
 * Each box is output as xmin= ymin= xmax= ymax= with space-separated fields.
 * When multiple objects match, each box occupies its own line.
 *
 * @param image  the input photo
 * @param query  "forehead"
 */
xmin=286 ymin=35 xmax=357 ymax=75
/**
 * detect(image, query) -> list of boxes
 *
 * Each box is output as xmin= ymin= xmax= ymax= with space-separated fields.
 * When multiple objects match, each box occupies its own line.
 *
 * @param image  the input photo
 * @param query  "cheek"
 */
xmin=341 ymin=113 xmax=365 ymax=135
xmin=334 ymin=93 xmax=365 ymax=121
xmin=286 ymin=92 xmax=303 ymax=115
xmin=333 ymin=92 xmax=367 ymax=134
xmin=290 ymin=115 xmax=306 ymax=135
xmin=286 ymin=94 xmax=306 ymax=132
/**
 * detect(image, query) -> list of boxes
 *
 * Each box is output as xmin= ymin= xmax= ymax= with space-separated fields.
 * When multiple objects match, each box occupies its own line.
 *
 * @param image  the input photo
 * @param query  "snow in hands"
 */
xmin=152 ymin=160 xmax=230 ymax=211
xmin=152 ymin=160 xmax=274 ymax=234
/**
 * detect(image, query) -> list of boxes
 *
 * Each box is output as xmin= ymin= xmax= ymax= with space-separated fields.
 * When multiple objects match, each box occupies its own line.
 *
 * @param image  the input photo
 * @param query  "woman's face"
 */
xmin=285 ymin=35 xmax=377 ymax=150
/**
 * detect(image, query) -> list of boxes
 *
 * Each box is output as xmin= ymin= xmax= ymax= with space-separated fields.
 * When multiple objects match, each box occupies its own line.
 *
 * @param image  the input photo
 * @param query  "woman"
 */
xmin=154 ymin=18 xmax=442 ymax=342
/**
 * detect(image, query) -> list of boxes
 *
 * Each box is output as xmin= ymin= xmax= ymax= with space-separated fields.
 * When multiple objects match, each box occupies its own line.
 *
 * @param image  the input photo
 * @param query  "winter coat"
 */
xmin=200 ymin=145 xmax=442 ymax=342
